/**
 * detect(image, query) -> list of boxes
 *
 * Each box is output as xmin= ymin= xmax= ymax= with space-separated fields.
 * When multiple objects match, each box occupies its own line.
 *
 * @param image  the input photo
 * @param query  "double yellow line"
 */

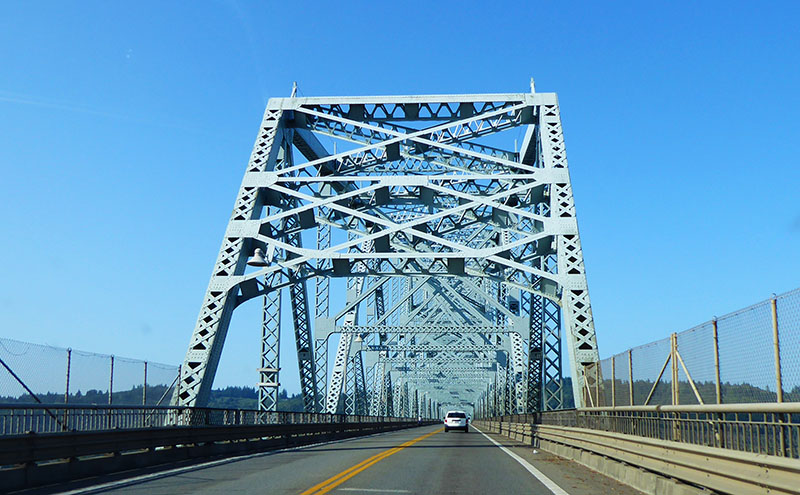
xmin=300 ymin=427 xmax=442 ymax=495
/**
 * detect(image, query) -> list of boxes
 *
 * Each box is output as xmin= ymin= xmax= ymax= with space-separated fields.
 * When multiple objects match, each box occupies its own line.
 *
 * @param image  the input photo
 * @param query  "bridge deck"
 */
xmin=53 ymin=425 xmax=641 ymax=495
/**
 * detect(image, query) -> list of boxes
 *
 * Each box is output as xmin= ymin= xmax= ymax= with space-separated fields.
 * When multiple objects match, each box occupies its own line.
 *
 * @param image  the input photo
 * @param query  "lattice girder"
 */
xmin=175 ymin=88 xmax=600 ymax=412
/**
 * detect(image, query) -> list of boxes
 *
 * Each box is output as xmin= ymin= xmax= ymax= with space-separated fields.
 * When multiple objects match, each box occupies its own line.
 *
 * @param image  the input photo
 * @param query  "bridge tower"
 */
xmin=174 ymin=84 xmax=600 ymax=412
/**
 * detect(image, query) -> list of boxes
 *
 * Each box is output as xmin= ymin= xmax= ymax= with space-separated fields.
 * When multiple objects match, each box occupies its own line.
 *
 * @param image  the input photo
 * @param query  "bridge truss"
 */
xmin=175 ymin=84 xmax=600 ymax=416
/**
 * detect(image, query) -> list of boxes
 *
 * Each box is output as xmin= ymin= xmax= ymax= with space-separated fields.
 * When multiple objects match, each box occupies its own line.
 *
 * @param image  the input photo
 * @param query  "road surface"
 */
xmin=47 ymin=424 xmax=641 ymax=495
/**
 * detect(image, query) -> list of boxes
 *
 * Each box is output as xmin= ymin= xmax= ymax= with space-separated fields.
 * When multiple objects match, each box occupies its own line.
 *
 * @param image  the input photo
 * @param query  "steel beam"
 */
xmin=176 ymin=87 xmax=600 ymax=415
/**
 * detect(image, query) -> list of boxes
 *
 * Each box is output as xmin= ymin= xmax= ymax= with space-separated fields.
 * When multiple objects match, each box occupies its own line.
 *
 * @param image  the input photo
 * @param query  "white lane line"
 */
xmin=338 ymin=489 xmax=411 ymax=493
xmin=472 ymin=425 xmax=571 ymax=495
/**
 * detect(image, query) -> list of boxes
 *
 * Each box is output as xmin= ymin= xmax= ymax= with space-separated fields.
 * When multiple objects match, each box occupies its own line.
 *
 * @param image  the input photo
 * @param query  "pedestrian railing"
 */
xmin=484 ymin=402 xmax=800 ymax=459
xmin=0 ymin=404 xmax=411 ymax=436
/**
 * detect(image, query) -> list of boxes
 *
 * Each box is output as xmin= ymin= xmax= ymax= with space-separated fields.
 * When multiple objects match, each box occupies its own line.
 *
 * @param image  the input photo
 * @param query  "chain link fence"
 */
xmin=0 ymin=337 xmax=179 ymax=406
xmin=585 ymin=287 xmax=800 ymax=407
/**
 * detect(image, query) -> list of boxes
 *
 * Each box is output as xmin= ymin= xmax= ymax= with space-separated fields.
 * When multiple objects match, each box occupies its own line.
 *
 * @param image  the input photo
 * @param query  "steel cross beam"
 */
xmin=366 ymin=345 xmax=500 ymax=352
xmin=174 ymin=86 xmax=600 ymax=413
xmin=329 ymin=325 xmax=508 ymax=334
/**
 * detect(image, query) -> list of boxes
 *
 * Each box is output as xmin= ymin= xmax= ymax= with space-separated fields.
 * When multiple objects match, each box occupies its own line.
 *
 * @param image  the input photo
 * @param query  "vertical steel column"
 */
xmin=385 ymin=371 xmax=394 ymax=417
xmin=314 ymin=218 xmax=331 ymax=412
xmin=371 ymin=361 xmax=385 ymax=416
xmin=344 ymin=354 xmax=356 ymax=415
xmin=542 ymin=297 xmax=563 ymax=410
xmin=527 ymin=292 xmax=543 ymax=412
xmin=325 ymin=245 xmax=367 ymax=413
xmin=176 ymin=106 xmax=284 ymax=407
xmin=393 ymin=380 xmax=402 ymax=418
xmin=314 ymin=339 xmax=328 ymax=413
xmin=492 ymin=375 xmax=498 ymax=416
xmin=364 ymin=362 xmax=375 ymax=415
xmin=315 ymin=221 xmax=331 ymax=318
xmin=286 ymin=246 xmax=317 ymax=411
xmin=403 ymin=382 xmax=410 ymax=417
xmin=540 ymin=102 xmax=600 ymax=407
xmin=510 ymin=331 xmax=526 ymax=413
xmin=258 ymin=284 xmax=281 ymax=413
xmin=328 ymin=333 xmax=353 ymax=413
xmin=354 ymin=351 xmax=367 ymax=414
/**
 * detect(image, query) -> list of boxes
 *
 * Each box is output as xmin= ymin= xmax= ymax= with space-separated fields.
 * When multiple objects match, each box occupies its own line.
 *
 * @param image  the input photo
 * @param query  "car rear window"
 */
xmin=446 ymin=412 xmax=466 ymax=418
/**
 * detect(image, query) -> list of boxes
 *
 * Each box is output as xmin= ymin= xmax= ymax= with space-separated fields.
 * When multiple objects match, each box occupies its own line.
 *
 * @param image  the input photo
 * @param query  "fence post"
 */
xmin=143 ymin=361 xmax=148 ymax=405
xmin=628 ymin=349 xmax=633 ymax=405
xmin=64 ymin=348 xmax=72 ymax=404
xmin=64 ymin=348 xmax=72 ymax=430
xmin=176 ymin=364 xmax=181 ymax=404
xmin=611 ymin=356 xmax=616 ymax=407
xmin=109 ymin=355 xmax=114 ymax=405
xmin=671 ymin=333 xmax=678 ymax=405
xmin=712 ymin=318 xmax=721 ymax=404
xmin=670 ymin=333 xmax=681 ymax=441
xmin=771 ymin=296 xmax=783 ymax=403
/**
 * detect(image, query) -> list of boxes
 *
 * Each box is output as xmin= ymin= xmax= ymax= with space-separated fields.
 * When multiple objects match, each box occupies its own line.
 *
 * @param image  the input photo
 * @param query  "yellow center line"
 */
xmin=299 ymin=427 xmax=442 ymax=495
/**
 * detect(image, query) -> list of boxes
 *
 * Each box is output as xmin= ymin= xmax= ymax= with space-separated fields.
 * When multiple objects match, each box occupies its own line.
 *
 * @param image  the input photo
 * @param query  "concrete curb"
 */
xmin=473 ymin=420 xmax=710 ymax=495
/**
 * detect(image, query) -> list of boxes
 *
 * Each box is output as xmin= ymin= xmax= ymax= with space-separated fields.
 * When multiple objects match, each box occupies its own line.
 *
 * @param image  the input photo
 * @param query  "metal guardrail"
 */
xmin=0 ymin=421 xmax=423 ymax=466
xmin=531 ymin=424 xmax=800 ymax=495
xmin=477 ymin=407 xmax=800 ymax=495
xmin=0 ymin=416 xmax=431 ymax=492
xmin=0 ymin=404 xmax=412 ymax=436
xmin=570 ymin=404 xmax=800 ymax=459
xmin=483 ymin=403 xmax=800 ymax=459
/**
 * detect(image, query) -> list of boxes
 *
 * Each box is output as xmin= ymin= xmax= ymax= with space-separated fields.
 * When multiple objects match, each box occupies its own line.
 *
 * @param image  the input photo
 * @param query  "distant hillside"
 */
xmin=0 ymin=385 xmax=172 ymax=406
xmin=206 ymin=386 xmax=305 ymax=411
xmin=2 ymin=378 xmax=794 ymax=410
xmin=0 ymin=384 xmax=306 ymax=411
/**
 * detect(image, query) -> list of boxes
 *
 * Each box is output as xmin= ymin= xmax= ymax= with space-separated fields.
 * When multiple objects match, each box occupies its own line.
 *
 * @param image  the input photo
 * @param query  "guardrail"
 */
xmin=0 ymin=404 xmax=410 ymax=436
xmin=478 ymin=404 xmax=800 ymax=495
xmin=485 ymin=403 xmax=800 ymax=459
xmin=0 ymin=405 xmax=433 ymax=492
xmin=1 ymin=420 xmax=423 ymax=466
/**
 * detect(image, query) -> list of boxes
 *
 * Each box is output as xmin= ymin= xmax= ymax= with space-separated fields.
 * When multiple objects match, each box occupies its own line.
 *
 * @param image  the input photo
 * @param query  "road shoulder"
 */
xmin=473 ymin=425 xmax=644 ymax=495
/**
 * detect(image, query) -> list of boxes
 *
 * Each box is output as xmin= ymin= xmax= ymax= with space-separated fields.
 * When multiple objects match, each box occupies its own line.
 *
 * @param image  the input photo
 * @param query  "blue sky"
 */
xmin=1 ymin=1 xmax=798 ymax=394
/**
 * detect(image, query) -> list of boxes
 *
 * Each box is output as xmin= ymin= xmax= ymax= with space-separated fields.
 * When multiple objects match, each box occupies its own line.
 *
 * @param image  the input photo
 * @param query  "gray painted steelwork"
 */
xmin=175 ymin=84 xmax=600 ymax=415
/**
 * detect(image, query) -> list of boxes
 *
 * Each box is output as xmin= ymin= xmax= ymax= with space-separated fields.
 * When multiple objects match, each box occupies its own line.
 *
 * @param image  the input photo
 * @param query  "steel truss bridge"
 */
xmin=175 ymin=83 xmax=600 ymax=418
xmin=4 ymin=86 xmax=800 ymax=495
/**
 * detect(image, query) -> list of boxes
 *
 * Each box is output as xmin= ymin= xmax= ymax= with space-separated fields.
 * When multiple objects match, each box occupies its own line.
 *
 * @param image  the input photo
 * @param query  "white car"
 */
xmin=443 ymin=410 xmax=469 ymax=432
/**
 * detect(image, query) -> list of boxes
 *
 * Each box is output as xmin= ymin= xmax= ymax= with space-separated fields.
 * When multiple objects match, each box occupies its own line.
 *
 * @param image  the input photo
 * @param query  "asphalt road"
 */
xmin=50 ymin=424 xmax=641 ymax=495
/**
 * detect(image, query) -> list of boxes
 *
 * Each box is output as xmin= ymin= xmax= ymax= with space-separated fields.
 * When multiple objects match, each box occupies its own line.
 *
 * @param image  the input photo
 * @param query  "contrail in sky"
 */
xmin=0 ymin=91 xmax=122 ymax=119
xmin=0 ymin=90 xmax=231 ymax=139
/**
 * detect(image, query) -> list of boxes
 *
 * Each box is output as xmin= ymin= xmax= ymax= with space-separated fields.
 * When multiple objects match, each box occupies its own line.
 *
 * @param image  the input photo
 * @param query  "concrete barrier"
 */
xmin=474 ymin=420 xmax=800 ymax=495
